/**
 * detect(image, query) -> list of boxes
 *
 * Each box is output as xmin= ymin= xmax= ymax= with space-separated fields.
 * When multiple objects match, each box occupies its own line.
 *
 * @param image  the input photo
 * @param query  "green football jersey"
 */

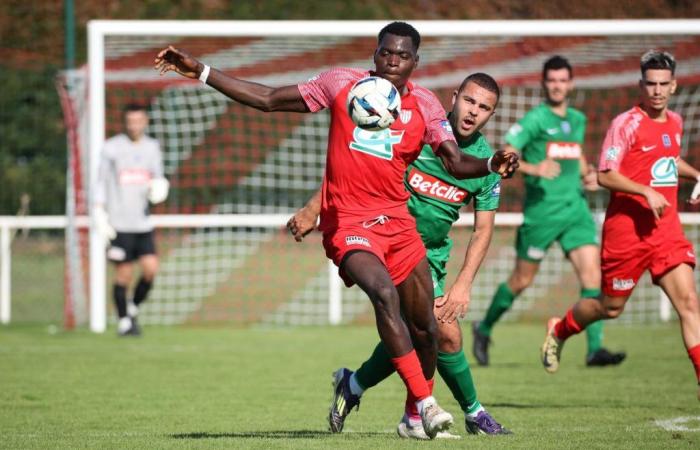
xmin=505 ymin=103 xmax=586 ymax=208
xmin=405 ymin=132 xmax=501 ymax=247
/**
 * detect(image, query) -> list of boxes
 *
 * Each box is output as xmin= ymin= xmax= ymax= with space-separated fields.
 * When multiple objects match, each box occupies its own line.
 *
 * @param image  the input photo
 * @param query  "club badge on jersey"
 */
xmin=561 ymin=121 xmax=571 ymax=134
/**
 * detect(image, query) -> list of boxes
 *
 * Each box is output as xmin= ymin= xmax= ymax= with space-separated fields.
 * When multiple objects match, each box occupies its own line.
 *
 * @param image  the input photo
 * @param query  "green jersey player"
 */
xmin=288 ymin=73 xmax=510 ymax=438
xmin=472 ymin=56 xmax=626 ymax=368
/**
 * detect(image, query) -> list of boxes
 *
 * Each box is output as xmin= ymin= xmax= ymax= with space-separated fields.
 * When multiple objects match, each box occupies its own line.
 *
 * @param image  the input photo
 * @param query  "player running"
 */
xmin=289 ymin=73 xmax=510 ymax=438
xmin=472 ymin=56 xmax=626 ymax=368
xmin=540 ymin=50 xmax=700 ymax=399
xmin=155 ymin=22 xmax=518 ymax=437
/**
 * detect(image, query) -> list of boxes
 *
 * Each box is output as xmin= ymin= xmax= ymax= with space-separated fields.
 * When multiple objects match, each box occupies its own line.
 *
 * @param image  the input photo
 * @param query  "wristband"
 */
xmin=199 ymin=64 xmax=211 ymax=83
xmin=486 ymin=155 xmax=495 ymax=174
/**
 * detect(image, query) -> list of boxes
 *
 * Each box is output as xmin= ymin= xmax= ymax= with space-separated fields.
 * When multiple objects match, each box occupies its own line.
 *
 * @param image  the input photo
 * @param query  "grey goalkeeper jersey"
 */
xmin=95 ymin=134 xmax=164 ymax=232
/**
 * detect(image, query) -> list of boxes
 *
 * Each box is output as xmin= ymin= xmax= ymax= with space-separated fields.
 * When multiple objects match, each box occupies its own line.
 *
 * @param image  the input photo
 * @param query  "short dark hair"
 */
xmin=542 ymin=55 xmax=573 ymax=80
xmin=458 ymin=73 xmax=500 ymax=103
xmin=378 ymin=21 xmax=420 ymax=52
xmin=123 ymin=103 xmax=147 ymax=115
xmin=640 ymin=49 xmax=676 ymax=76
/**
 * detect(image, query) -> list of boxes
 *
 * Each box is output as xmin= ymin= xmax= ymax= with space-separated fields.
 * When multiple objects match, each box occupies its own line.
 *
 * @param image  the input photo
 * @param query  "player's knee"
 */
xmin=603 ymin=304 xmax=625 ymax=319
xmin=509 ymin=273 xmax=532 ymax=293
xmin=368 ymin=283 xmax=400 ymax=315
xmin=437 ymin=331 xmax=461 ymax=353
xmin=675 ymin=291 xmax=700 ymax=317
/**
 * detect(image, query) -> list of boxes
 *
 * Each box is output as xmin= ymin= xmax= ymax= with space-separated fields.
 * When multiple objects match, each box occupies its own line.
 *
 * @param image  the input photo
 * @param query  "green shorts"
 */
xmin=426 ymin=238 xmax=453 ymax=298
xmin=516 ymin=198 xmax=598 ymax=262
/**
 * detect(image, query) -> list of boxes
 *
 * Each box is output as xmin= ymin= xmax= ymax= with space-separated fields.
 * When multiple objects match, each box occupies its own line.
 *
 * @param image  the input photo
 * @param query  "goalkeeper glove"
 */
xmin=691 ymin=175 xmax=700 ymax=203
xmin=94 ymin=205 xmax=116 ymax=245
xmin=148 ymin=177 xmax=169 ymax=204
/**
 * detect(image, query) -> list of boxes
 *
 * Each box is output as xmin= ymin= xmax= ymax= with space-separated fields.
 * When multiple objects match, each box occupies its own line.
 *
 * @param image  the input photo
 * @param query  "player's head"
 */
xmin=541 ymin=55 xmax=573 ymax=106
xmin=123 ymin=103 xmax=149 ymax=141
xmin=374 ymin=22 xmax=420 ymax=94
xmin=450 ymin=73 xmax=499 ymax=140
xmin=639 ymin=50 xmax=677 ymax=113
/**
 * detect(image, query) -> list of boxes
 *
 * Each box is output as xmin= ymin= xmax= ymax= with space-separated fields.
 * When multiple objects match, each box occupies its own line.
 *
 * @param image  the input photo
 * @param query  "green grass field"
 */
xmin=1 ymin=323 xmax=699 ymax=449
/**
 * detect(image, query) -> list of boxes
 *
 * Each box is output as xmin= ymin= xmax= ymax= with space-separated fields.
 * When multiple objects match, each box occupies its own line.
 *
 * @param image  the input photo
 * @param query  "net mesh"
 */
xmin=60 ymin=29 xmax=700 ymax=327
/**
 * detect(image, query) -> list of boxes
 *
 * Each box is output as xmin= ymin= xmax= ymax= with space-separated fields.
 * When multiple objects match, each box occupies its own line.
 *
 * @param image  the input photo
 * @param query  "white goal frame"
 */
xmin=86 ymin=19 xmax=700 ymax=333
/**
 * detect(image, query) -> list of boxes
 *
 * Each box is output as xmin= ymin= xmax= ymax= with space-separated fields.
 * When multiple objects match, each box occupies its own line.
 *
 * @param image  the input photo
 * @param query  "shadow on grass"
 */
xmin=171 ymin=430 xmax=385 ymax=439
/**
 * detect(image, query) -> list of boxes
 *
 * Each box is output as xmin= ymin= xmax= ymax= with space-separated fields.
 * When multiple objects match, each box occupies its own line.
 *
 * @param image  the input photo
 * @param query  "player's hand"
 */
xmin=434 ymin=283 xmax=470 ymax=324
xmin=643 ymin=187 xmax=671 ymax=219
xmin=536 ymin=159 xmax=560 ymax=179
xmin=148 ymin=177 xmax=170 ymax=204
xmin=490 ymin=150 xmax=519 ymax=179
xmin=582 ymin=164 xmax=599 ymax=191
xmin=286 ymin=207 xmax=319 ymax=242
xmin=688 ymin=176 xmax=700 ymax=205
xmin=154 ymin=46 xmax=203 ymax=79
xmin=94 ymin=205 xmax=116 ymax=246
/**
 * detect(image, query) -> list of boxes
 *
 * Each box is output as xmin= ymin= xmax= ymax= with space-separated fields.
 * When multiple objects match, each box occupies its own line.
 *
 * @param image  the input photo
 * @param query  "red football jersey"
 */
xmin=297 ymin=68 xmax=455 ymax=227
xmin=598 ymin=106 xmax=684 ymax=243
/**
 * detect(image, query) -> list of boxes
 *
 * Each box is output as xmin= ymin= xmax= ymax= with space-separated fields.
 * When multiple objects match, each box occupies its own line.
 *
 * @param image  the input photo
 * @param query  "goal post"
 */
xmin=72 ymin=19 xmax=700 ymax=332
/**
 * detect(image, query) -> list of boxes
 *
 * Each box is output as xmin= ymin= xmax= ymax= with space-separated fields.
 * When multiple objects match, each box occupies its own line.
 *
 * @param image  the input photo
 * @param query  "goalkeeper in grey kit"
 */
xmin=94 ymin=103 xmax=169 ymax=336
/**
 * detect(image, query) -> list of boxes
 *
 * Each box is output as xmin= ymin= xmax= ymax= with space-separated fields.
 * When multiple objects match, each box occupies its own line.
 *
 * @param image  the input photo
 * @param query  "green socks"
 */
xmin=586 ymin=320 xmax=604 ymax=355
xmin=580 ymin=288 xmax=604 ymax=356
xmin=354 ymin=342 xmax=395 ymax=391
xmin=479 ymin=282 xmax=516 ymax=337
xmin=354 ymin=345 xmax=483 ymax=415
xmin=437 ymin=349 xmax=481 ymax=415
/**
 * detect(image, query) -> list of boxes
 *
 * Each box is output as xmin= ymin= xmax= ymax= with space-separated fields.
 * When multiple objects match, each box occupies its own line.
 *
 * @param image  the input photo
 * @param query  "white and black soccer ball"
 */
xmin=346 ymin=76 xmax=401 ymax=131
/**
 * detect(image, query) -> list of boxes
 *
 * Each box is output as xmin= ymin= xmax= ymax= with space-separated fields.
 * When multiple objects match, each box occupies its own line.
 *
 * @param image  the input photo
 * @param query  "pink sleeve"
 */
xmin=297 ymin=67 xmax=364 ymax=113
xmin=598 ymin=111 xmax=638 ymax=171
xmin=668 ymin=109 xmax=684 ymax=136
xmin=413 ymin=86 xmax=455 ymax=151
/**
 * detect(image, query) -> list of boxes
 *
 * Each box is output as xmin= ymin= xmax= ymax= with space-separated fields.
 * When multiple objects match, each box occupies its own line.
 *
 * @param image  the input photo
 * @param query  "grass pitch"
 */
xmin=1 ymin=322 xmax=698 ymax=449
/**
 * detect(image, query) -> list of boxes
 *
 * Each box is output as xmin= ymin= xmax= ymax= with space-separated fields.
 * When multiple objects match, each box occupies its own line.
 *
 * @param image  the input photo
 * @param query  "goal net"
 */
xmin=60 ymin=20 xmax=700 ymax=332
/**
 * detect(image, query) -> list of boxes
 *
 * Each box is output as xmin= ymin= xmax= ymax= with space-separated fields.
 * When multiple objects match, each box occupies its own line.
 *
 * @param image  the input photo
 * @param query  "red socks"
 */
xmin=405 ymin=378 xmax=434 ymax=418
xmin=688 ymin=343 xmax=700 ymax=383
xmin=554 ymin=309 xmax=583 ymax=341
xmin=391 ymin=350 xmax=430 ymax=407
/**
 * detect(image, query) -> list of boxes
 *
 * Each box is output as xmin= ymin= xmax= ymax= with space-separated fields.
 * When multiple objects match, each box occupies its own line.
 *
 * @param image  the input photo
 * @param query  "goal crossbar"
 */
xmin=85 ymin=19 xmax=700 ymax=332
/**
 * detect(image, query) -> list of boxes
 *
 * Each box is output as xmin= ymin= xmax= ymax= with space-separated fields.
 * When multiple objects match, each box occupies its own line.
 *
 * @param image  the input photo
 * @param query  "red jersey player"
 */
xmin=155 ymin=22 xmax=518 ymax=436
xmin=541 ymin=50 xmax=700 ymax=399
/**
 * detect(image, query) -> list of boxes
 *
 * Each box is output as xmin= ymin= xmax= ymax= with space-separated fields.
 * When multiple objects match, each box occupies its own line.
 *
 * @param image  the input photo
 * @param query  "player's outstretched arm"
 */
xmin=287 ymin=189 xmax=321 ymax=242
xmin=435 ymin=209 xmax=495 ymax=324
xmin=154 ymin=46 xmax=309 ymax=113
xmin=435 ymin=141 xmax=519 ymax=179
xmin=598 ymin=169 xmax=670 ymax=219
xmin=678 ymin=159 xmax=700 ymax=205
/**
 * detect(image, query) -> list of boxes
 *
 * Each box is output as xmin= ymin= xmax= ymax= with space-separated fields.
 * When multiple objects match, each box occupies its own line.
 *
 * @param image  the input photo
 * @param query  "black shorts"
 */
xmin=107 ymin=231 xmax=156 ymax=263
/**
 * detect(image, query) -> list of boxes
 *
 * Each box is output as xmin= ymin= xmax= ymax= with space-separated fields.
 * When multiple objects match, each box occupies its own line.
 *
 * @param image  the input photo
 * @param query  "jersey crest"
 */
xmin=349 ymin=127 xmax=405 ymax=160
xmin=662 ymin=133 xmax=672 ymax=148
xmin=561 ymin=121 xmax=571 ymax=134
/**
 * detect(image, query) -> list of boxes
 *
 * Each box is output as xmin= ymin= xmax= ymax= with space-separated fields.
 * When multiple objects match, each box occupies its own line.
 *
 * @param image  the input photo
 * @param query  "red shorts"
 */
xmin=601 ymin=232 xmax=696 ymax=296
xmin=322 ymin=214 xmax=426 ymax=287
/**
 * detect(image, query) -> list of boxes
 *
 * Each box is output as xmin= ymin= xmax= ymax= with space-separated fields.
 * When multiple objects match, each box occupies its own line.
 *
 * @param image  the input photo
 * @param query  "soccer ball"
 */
xmin=347 ymin=76 xmax=401 ymax=131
